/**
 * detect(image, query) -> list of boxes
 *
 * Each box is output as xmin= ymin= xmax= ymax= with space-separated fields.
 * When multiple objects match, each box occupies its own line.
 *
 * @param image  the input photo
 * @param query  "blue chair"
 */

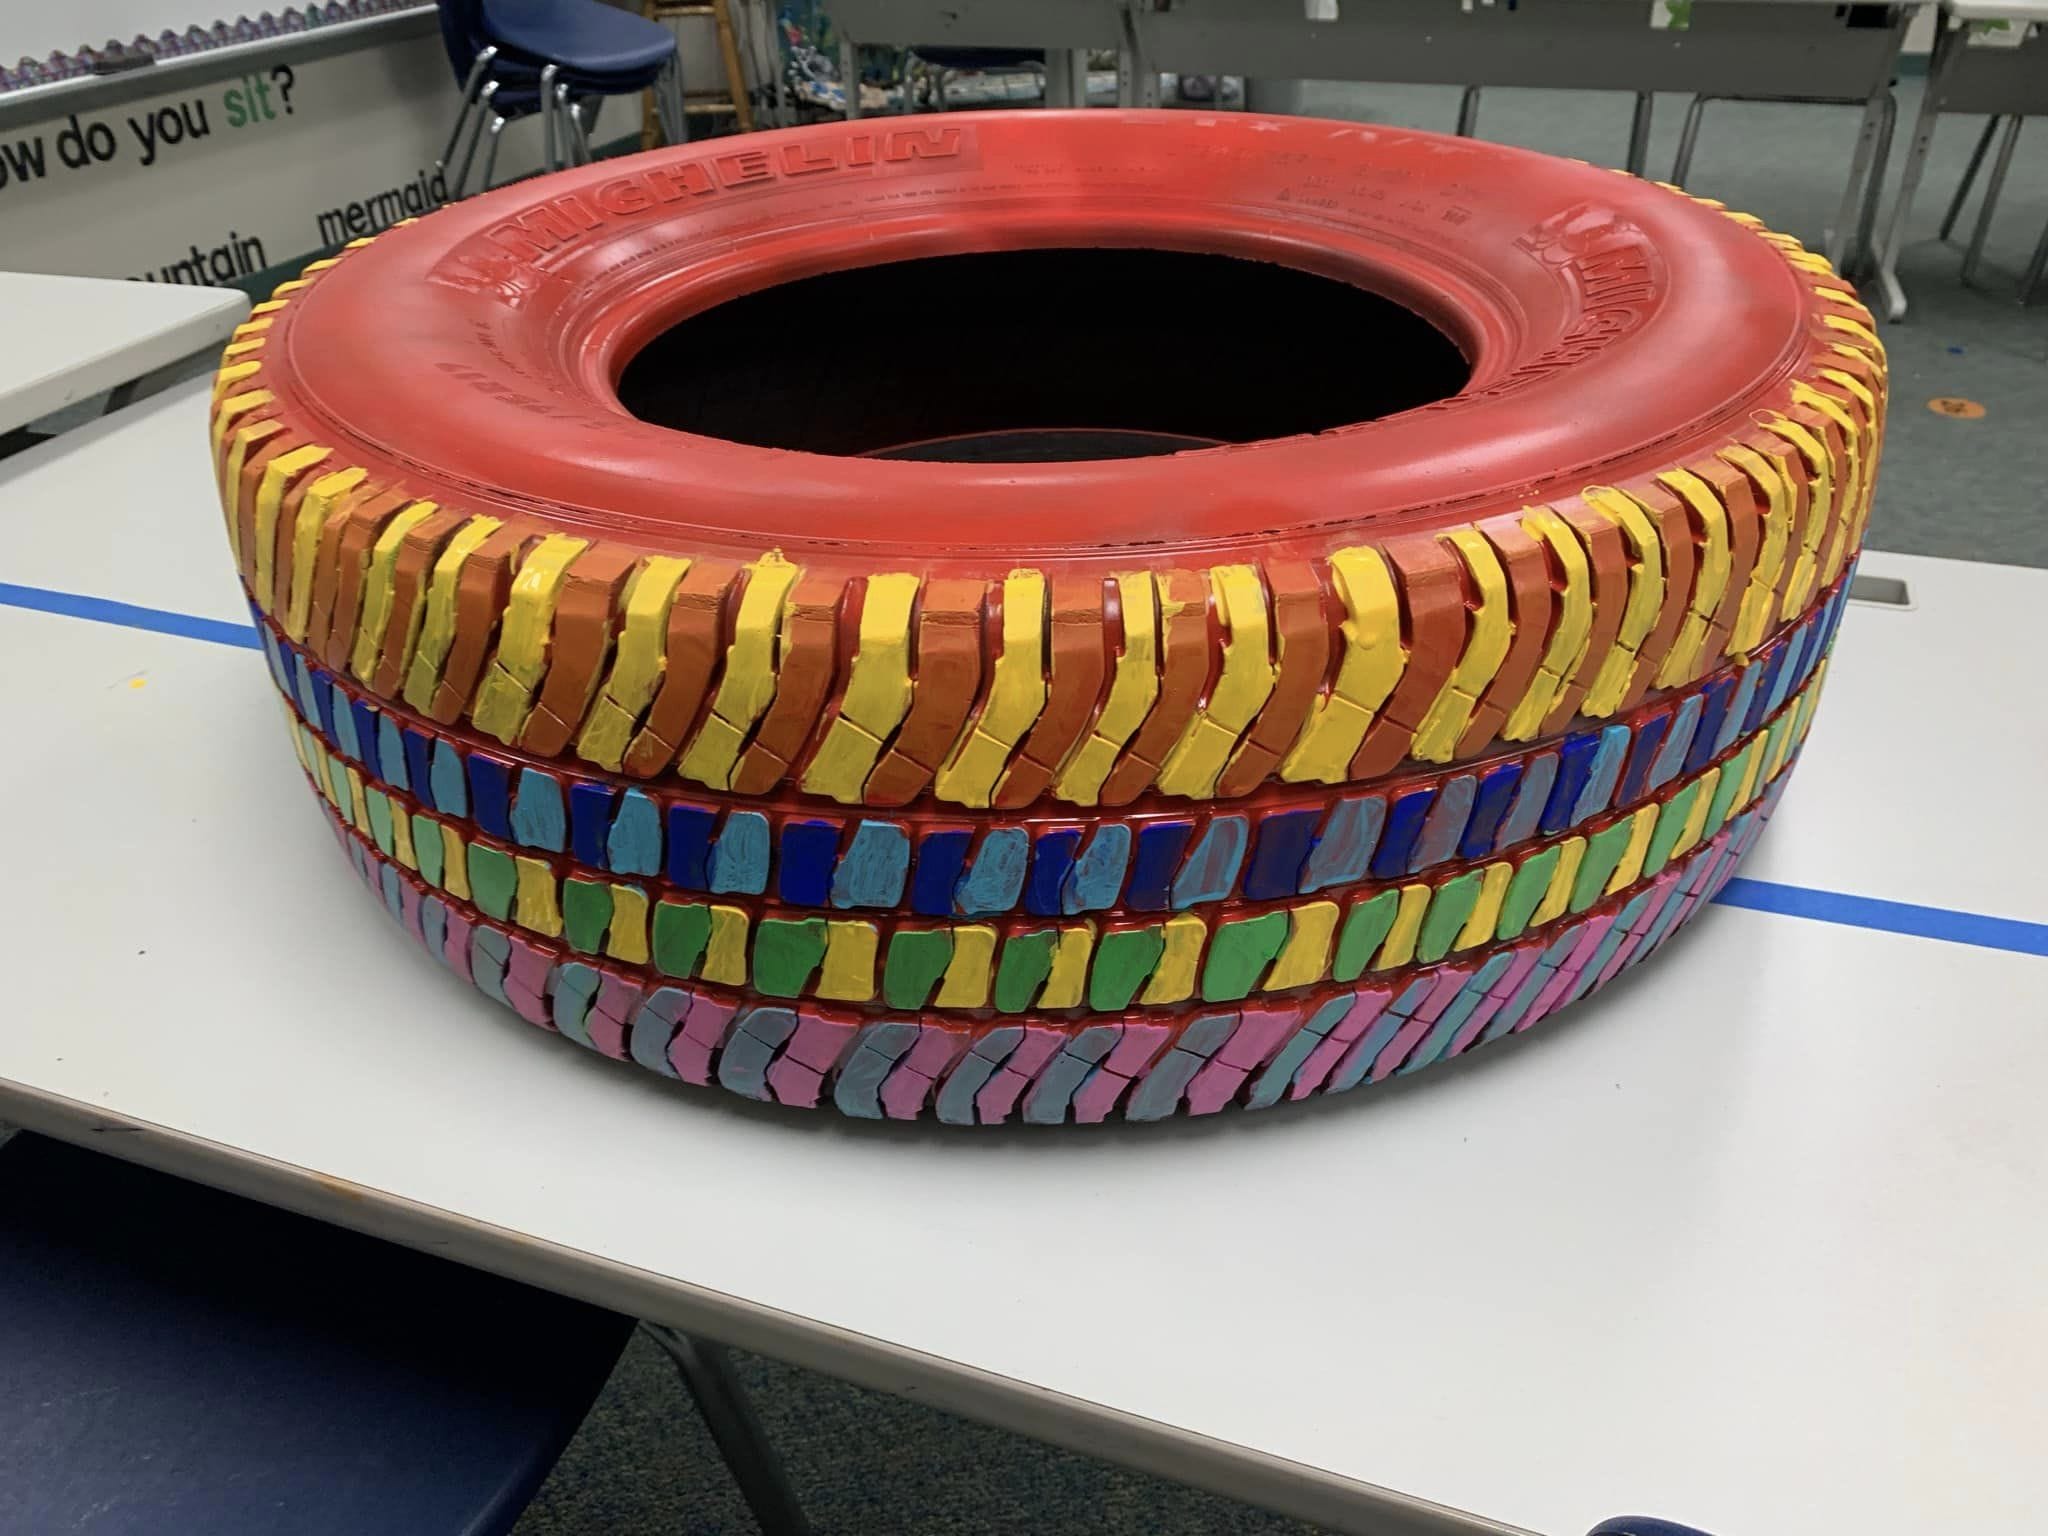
xmin=0 ymin=1132 xmax=632 ymax=1535
xmin=435 ymin=0 xmax=683 ymax=197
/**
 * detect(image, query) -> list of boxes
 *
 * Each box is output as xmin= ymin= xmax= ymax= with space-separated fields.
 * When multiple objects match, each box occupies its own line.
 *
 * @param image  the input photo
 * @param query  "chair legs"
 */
xmin=438 ymin=46 xmax=498 ymax=185
xmin=644 ymin=1325 xmax=811 ymax=1536
xmin=1962 ymin=115 xmax=2024 ymax=288
xmin=449 ymin=78 xmax=499 ymax=199
xmin=480 ymin=113 xmax=507 ymax=194
xmin=1940 ymin=116 xmax=2001 ymax=242
xmin=1455 ymin=85 xmax=1480 ymax=137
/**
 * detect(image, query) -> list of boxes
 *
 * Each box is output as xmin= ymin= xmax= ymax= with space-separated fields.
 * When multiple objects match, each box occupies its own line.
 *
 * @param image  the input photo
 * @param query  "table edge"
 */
xmin=0 ymin=1075 xmax=1530 ymax=1536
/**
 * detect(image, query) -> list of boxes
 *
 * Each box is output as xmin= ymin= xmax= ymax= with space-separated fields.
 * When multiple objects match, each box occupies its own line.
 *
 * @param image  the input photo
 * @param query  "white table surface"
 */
xmin=2 ymin=378 xmax=2045 ymax=1536
xmin=0 ymin=271 xmax=247 ymax=437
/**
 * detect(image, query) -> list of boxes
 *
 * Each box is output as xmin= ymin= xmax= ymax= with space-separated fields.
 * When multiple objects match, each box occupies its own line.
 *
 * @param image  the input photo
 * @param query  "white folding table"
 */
xmin=1 ymin=376 xmax=2044 ymax=1536
xmin=0 ymin=270 xmax=247 ymax=437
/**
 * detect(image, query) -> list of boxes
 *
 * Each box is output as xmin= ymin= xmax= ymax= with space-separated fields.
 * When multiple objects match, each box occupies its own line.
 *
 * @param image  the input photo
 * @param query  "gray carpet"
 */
xmin=505 ymin=76 xmax=2048 ymax=1536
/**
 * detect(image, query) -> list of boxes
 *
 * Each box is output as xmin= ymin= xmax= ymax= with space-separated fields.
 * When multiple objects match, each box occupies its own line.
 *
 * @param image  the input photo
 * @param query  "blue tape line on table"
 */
xmin=6 ymin=579 xmax=2044 ymax=963
xmin=0 ymin=581 xmax=259 ymax=650
xmin=1714 ymin=877 xmax=2048 ymax=958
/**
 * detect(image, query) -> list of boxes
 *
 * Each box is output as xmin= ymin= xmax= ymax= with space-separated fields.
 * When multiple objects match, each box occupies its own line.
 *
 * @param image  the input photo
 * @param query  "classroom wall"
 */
xmin=1 ymin=32 xmax=546 ymax=283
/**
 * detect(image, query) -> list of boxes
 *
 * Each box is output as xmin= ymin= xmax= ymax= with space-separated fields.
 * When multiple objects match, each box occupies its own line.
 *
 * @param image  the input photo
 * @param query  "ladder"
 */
xmin=641 ymin=0 xmax=754 ymax=148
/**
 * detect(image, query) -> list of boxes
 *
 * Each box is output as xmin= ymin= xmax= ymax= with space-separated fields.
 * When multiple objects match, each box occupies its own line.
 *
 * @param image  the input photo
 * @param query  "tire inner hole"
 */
xmin=613 ymin=248 xmax=1471 ymax=463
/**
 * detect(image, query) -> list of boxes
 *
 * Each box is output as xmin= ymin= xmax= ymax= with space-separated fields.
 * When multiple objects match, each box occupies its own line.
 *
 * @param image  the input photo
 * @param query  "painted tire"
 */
xmin=211 ymin=111 xmax=1884 ymax=1124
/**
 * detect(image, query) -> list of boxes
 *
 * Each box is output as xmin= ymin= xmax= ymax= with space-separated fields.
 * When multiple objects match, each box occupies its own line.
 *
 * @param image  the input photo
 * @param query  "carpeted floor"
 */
xmin=511 ymin=76 xmax=2048 ymax=1536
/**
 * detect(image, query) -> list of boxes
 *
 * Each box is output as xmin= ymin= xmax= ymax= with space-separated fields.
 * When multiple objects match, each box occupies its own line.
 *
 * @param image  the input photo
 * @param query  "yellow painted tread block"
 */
xmin=286 ymin=467 xmax=368 ymax=640
xmin=606 ymin=885 xmax=651 ymax=966
xmin=1375 ymin=884 xmax=1431 ymax=971
xmin=469 ymin=531 xmax=588 ymax=742
xmin=1503 ymin=508 xmax=1594 ymax=738
xmin=220 ymin=420 xmax=284 ymax=554
xmin=1652 ymin=468 xmax=1732 ymax=687
xmin=1054 ymin=571 xmax=1160 ymax=805
xmin=1156 ymin=564 xmax=1277 ymax=796
xmin=440 ymin=824 xmax=471 ymax=900
xmin=801 ymin=571 xmax=918 ymax=802
xmin=389 ymin=808 xmax=418 ymax=872
xmin=934 ymin=924 xmax=997 ymax=1008
xmin=1139 ymin=913 xmax=1207 ymax=1006
xmin=1280 ymin=546 xmax=1405 ymax=782
xmin=1606 ymin=805 xmax=1659 ymax=895
xmin=1760 ymin=416 xmax=1835 ymax=612
xmin=1719 ymin=443 xmax=1791 ymax=654
xmin=1413 ymin=530 xmax=1514 ymax=760
xmin=348 ymin=501 xmax=439 ymax=684
xmin=514 ymin=855 xmax=563 ymax=937
xmin=573 ymin=555 xmax=691 ymax=769
xmin=211 ymin=388 xmax=273 ymax=463
xmin=1039 ymin=923 xmax=1097 ymax=1009
xmin=1456 ymin=863 xmax=1513 ymax=951
xmin=1266 ymin=901 xmax=1339 ymax=991
xmin=702 ymin=905 xmax=750 ymax=986
xmin=678 ymin=551 xmax=801 ymax=789
xmin=401 ymin=514 xmax=507 ymax=709
xmin=1672 ymin=764 xmax=1718 ymax=858
xmin=817 ymin=920 xmax=879 ymax=1001
xmin=251 ymin=444 xmax=333 ymax=609
xmin=1532 ymin=837 xmax=1587 ymax=928
xmin=1579 ymin=487 xmax=1665 ymax=715
xmin=934 ymin=569 xmax=1049 ymax=806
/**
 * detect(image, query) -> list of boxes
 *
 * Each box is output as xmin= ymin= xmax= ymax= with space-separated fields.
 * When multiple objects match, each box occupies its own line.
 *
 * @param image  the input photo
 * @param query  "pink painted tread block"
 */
xmin=585 ymin=973 xmax=641 ymax=1060
xmin=442 ymin=911 xmax=475 ymax=983
xmin=1212 ymin=1004 xmax=1301 ymax=1072
xmin=1447 ymin=946 xmax=1544 ymax=1059
xmin=668 ymin=994 xmax=737 ymax=1084
xmin=1070 ymin=1023 xmax=1173 ymax=1124
xmin=765 ymin=1057 xmax=825 ymax=1108
xmin=1515 ymin=912 xmax=1615 ymax=1034
xmin=879 ymin=1026 xmax=974 ymax=1121
xmin=1369 ymin=964 xmax=1474 ymax=1081
xmin=398 ymin=879 xmax=424 ymax=942
xmin=782 ymin=1010 xmax=859 ymax=1074
xmin=1598 ymin=870 xmax=1682 ymax=988
xmin=974 ymin=1028 xmax=1064 ymax=1123
xmin=1302 ymin=986 xmax=1398 ymax=1098
xmin=503 ymin=937 xmax=556 ymax=1028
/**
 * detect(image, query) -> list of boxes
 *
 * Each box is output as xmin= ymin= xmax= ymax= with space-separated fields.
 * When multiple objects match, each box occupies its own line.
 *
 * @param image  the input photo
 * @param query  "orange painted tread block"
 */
xmin=1461 ymin=513 xmax=1554 ymax=757
xmin=1690 ymin=454 xmax=1761 ymax=656
xmin=1100 ymin=568 xmax=1211 ymax=806
xmin=371 ymin=505 xmax=471 ymax=699
xmin=1350 ymin=534 xmax=1462 ymax=780
xmin=428 ymin=521 xmax=526 ymax=723
xmin=1618 ymin=477 xmax=1696 ymax=711
xmin=733 ymin=571 xmax=844 ymax=794
xmin=517 ymin=542 xmax=643 ymax=759
xmin=865 ymin=577 xmax=985 ymax=806
xmin=1545 ymin=499 xmax=1629 ymax=734
xmin=995 ymin=574 xmax=1106 ymax=810
xmin=306 ymin=487 xmax=405 ymax=664
xmin=622 ymin=556 xmax=739 ymax=778
xmin=1216 ymin=560 xmax=1328 ymax=799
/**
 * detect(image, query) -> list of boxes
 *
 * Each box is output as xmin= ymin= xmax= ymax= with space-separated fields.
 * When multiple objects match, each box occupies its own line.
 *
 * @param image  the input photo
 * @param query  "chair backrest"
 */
xmin=435 ymin=0 xmax=491 ymax=79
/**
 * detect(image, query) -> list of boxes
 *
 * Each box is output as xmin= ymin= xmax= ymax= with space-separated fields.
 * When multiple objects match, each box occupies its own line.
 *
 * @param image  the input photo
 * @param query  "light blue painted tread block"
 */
xmin=379 ymin=865 xmax=404 ymax=924
xmin=1715 ymin=666 xmax=1761 ymax=756
xmin=430 ymin=738 xmax=469 ymax=817
xmin=1481 ymin=924 xmax=1584 ymax=1043
xmin=420 ymin=896 xmax=447 ymax=961
xmin=1246 ymin=994 xmax=1352 ymax=1109
xmin=1171 ymin=815 xmax=1249 ymax=909
xmin=1125 ymin=1010 xmax=1239 ymax=1121
xmin=1572 ymin=724 xmax=1632 ymax=824
xmin=470 ymin=927 xmax=512 ymax=1005
xmin=607 ymin=789 xmax=663 ymax=876
xmin=832 ymin=1020 xmax=922 ymax=1119
xmin=1409 ymin=775 xmax=1476 ymax=873
xmin=936 ymin=1026 xmax=1026 ymax=1125
xmin=1400 ymin=951 xmax=1515 ymax=1077
xmin=833 ymin=820 xmax=911 ymax=909
xmin=378 ymin=715 xmax=409 ymax=792
xmin=955 ymin=826 xmax=1030 ymax=916
xmin=331 ymin=682 xmax=361 ymax=760
xmin=1300 ymin=795 xmax=1383 ymax=894
xmin=1327 ymin=975 xmax=1435 ymax=1093
xmin=552 ymin=962 xmax=601 ymax=1049
xmin=293 ymin=660 xmax=323 ymax=724
xmin=1062 ymin=823 xmax=1132 ymax=914
xmin=631 ymin=987 xmax=690 ymax=1077
xmin=1567 ymin=892 xmax=1654 ymax=1005
xmin=719 ymin=1005 xmax=797 ymax=1101
xmin=709 ymin=810 xmax=771 ymax=894
xmin=511 ymin=768 xmax=567 ymax=851
xmin=1022 ymin=1025 xmax=1122 ymax=1125
xmin=259 ymin=628 xmax=290 ymax=693
xmin=1492 ymin=754 xmax=1557 ymax=852
xmin=1648 ymin=694 xmax=1702 ymax=792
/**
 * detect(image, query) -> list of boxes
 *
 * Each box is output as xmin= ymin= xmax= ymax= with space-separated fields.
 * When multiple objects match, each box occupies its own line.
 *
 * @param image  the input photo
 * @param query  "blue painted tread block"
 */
xmin=0 ymin=1133 xmax=631 ymax=1536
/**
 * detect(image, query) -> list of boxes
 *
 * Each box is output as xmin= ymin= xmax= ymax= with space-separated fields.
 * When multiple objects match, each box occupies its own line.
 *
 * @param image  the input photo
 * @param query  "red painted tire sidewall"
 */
xmin=277 ymin=110 xmax=1819 ymax=577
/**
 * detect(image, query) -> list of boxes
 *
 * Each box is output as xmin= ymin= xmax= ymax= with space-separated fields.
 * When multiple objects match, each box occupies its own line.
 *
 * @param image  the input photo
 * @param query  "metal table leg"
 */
xmin=1044 ymin=47 xmax=1086 ymax=108
xmin=1671 ymin=94 xmax=1711 ymax=185
xmin=1119 ymin=0 xmax=1159 ymax=108
xmin=1874 ymin=16 xmax=1964 ymax=322
xmin=1456 ymin=85 xmax=1481 ymax=137
xmin=841 ymin=35 xmax=860 ymax=119
xmin=2021 ymin=210 xmax=2048 ymax=305
xmin=1962 ymin=114 xmax=2024 ymax=288
xmin=645 ymin=1324 xmax=812 ymax=1536
xmin=1825 ymin=85 xmax=1890 ymax=272
xmin=1941 ymin=115 xmax=2002 ymax=240
xmin=1626 ymin=91 xmax=1654 ymax=176
xmin=1847 ymin=89 xmax=1897 ymax=279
